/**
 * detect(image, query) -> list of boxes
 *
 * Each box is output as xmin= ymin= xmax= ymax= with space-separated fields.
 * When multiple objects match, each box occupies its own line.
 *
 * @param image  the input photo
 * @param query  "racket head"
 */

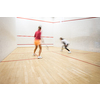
xmin=46 ymin=45 xmax=49 ymax=50
xmin=41 ymin=37 xmax=49 ymax=50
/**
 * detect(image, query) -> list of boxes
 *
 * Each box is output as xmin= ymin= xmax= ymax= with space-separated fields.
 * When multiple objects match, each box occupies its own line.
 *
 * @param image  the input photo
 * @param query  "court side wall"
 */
xmin=16 ymin=17 xmax=54 ymax=47
xmin=53 ymin=17 xmax=100 ymax=52
xmin=0 ymin=17 xmax=17 ymax=61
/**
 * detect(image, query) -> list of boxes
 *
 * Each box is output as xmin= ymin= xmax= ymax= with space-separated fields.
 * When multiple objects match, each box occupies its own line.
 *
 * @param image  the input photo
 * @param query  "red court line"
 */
xmin=17 ymin=17 xmax=53 ymax=23
xmin=72 ymin=51 xmax=93 ymax=54
xmin=52 ymin=17 xmax=98 ymax=23
xmin=17 ymin=35 xmax=34 ymax=37
xmin=17 ymin=17 xmax=98 ymax=23
xmin=17 ymin=44 xmax=53 ymax=45
xmin=61 ymin=17 xmax=97 ymax=23
xmin=17 ymin=35 xmax=53 ymax=38
xmin=1 ymin=58 xmax=38 ymax=62
xmin=0 ymin=53 xmax=39 ymax=62
xmin=52 ymin=51 xmax=100 ymax=67
xmin=42 ymin=36 xmax=53 ymax=38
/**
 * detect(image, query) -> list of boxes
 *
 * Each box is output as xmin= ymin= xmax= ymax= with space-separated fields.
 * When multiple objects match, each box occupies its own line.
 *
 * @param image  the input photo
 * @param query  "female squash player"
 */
xmin=33 ymin=26 xmax=42 ymax=59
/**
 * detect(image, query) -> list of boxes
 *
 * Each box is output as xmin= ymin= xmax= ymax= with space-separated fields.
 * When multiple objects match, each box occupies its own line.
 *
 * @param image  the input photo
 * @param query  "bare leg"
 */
xmin=39 ymin=44 xmax=42 ymax=56
xmin=34 ymin=45 xmax=38 ymax=54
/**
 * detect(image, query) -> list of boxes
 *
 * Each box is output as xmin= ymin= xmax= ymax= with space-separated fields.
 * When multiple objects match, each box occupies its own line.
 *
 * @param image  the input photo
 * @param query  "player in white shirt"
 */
xmin=60 ymin=37 xmax=71 ymax=53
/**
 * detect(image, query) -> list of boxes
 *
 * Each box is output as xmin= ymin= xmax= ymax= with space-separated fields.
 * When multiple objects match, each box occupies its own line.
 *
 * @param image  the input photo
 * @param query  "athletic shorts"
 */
xmin=34 ymin=39 xmax=41 ymax=45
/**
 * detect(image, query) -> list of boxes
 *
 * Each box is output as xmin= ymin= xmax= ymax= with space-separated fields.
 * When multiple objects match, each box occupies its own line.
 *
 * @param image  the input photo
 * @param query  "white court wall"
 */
xmin=16 ymin=17 xmax=54 ymax=47
xmin=53 ymin=17 xmax=100 ymax=52
xmin=0 ymin=17 xmax=17 ymax=61
xmin=16 ymin=17 xmax=100 ymax=52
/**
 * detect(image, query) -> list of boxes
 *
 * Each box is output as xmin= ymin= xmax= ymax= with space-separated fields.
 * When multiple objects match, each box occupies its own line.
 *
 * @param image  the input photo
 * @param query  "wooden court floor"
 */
xmin=0 ymin=47 xmax=100 ymax=84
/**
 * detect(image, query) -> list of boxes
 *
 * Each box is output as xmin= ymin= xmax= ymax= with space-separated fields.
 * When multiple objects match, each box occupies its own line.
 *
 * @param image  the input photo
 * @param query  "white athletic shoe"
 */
xmin=68 ymin=51 xmax=71 ymax=54
xmin=38 ymin=56 xmax=42 ymax=59
xmin=33 ymin=53 xmax=36 ymax=56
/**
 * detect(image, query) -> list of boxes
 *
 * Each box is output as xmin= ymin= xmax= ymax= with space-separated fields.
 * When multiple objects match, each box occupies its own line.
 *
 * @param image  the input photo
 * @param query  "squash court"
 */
xmin=0 ymin=17 xmax=100 ymax=84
